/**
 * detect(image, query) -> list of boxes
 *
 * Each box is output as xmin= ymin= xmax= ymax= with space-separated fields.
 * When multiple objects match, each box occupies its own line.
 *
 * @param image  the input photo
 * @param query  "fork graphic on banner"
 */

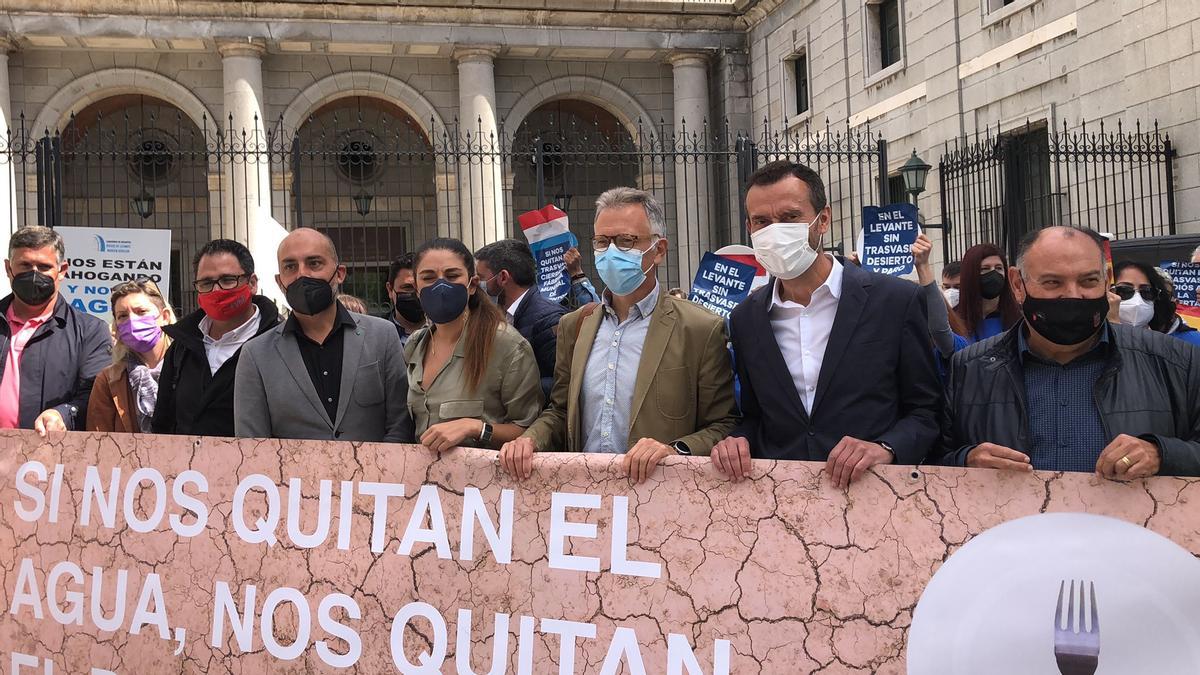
xmin=1054 ymin=580 xmax=1101 ymax=675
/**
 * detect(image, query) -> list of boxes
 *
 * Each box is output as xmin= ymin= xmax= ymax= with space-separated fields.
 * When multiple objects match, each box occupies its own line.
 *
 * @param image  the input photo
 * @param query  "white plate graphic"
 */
xmin=908 ymin=513 xmax=1200 ymax=674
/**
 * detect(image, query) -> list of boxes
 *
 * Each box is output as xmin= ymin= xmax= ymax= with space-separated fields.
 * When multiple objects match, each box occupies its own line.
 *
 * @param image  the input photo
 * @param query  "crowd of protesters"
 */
xmin=3 ymin=159 xmax=1199 ymax=485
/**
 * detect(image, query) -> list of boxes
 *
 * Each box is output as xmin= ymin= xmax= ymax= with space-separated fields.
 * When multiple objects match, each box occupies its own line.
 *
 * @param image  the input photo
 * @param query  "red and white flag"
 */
xmin=518 ymin=204 xmax=571 ymax=245
xmin=716 ymin=244 xmax=769 ymax=292
xmin=517 ymin=204 xmax=578 ymax=302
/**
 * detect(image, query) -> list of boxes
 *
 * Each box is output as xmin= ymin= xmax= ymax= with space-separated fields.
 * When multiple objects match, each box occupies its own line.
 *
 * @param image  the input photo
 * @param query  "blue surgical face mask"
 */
xmin=482 ymin=273 xmax=502 ymax=305
xmin=595 ymin=239 xmax=657 ymax=297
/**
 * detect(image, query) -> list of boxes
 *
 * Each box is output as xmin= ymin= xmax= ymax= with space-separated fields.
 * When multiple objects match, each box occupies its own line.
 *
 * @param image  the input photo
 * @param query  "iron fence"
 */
xmin=748 ymin=118 xmax=892 ymax=249
xmin=939 ymin=120 xmax=1176 ymax=264
xmin=2 ymin=109 xmax=891 ymax=313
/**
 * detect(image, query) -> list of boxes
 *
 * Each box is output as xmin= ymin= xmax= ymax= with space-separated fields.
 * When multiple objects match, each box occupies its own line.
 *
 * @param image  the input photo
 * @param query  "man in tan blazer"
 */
xmin=500 ymin=187 xmax=738 ymax=483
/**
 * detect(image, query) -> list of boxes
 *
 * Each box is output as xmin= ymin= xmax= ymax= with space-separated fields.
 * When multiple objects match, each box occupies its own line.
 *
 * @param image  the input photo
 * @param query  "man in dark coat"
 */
xmin=1 ymin=226 xmax=110 ymax=434
xmin=476 ymin=238 xmax=567 ymax=400
xmin=942 ymin=226 xmax=1200 ymax=478
xmin=710 ymin=161 xmax=942 ymax=487
xmin=152 ymin=239 xmax=281 ymax=437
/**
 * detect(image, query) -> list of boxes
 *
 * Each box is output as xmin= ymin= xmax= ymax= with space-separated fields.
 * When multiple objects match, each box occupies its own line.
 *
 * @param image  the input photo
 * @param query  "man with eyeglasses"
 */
xmin=499 ymin=187 xmax=738 ymax=483
xmin=152 ymin=239 xmax=281 ymax=437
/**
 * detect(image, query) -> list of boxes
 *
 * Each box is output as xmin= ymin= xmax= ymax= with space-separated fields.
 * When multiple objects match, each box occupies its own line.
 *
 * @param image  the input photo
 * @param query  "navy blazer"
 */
xmin=0 ymin=293 xmax=110 ymax=430
xmin=728 ymin=262 xmax=942 ymax=465
xmin=511 ymin=287 xmax=567 ymax=399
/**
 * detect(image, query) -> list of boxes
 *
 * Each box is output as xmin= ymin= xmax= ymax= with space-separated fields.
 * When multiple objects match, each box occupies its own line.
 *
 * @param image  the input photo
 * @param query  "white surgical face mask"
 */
xmin=750 ymin=213 xmax=823 ymax=280
xmin=944 ymin=287 xmax=961 ymax=309
xmin=1119 ymin=294 xmax=1155 ymax=328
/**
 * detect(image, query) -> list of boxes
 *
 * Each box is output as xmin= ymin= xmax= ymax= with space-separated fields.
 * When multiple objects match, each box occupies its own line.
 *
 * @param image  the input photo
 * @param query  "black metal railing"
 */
xmin=939 ymin=120 xmax=1176 ymax=264
xmin=4 ymin=110 xmax=888 ymax=313
xmin=750 ymin=118 xmax=892 ymax=249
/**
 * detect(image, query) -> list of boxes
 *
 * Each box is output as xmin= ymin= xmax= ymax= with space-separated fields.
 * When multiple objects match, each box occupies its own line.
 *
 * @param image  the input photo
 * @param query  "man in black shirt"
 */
xmin=234 ymin=228 xmax=413 ymax=442
xmin=287 ymin=303 xmax=355 ymax=421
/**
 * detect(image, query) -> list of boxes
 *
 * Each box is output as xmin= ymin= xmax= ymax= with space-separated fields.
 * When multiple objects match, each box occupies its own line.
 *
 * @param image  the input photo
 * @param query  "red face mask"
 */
xmin=198 ymin=285 xmax=253 ymax=321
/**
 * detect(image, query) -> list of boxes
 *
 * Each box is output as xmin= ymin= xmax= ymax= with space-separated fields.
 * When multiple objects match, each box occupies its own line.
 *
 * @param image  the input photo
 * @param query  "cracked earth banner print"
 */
xmin=3 ymin=429 xmax=1200 ymax=674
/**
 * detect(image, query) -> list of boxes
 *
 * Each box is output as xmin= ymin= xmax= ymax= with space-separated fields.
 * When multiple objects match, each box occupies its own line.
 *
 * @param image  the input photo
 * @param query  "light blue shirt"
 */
xmin=580 ymin=282 xmax=660 ymax=454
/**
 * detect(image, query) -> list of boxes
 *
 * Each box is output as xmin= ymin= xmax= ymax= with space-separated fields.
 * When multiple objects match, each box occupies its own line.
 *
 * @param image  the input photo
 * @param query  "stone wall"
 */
xmin=8 ymin=50 xmax=677 ymax=138
xmin=3 ymin=0 xmax=1198 ymax=281
xmin=747 ymin=0 xmax=1200 ymax=259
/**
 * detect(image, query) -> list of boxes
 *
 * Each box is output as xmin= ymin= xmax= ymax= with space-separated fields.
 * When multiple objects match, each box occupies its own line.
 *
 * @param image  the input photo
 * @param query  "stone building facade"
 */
xmin=746 ymin=0 xmax=1200 ymax=264
xmin=0 ymin=0 xmax=1196 ymax=305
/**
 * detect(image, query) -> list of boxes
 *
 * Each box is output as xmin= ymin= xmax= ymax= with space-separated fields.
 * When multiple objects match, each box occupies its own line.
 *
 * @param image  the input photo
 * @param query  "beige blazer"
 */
xmin=523 ymin=292 xmax=738 ymax=455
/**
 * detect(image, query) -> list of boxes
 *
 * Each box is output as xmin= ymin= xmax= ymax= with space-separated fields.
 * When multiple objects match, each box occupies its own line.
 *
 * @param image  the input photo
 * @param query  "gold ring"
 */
xmin=1120 ymin=456 xmax=1133 ymax=468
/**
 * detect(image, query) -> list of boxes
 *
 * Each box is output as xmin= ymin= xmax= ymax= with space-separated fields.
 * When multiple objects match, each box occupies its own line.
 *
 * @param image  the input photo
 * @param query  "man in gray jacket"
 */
xmin=942 ymin=225 xmax=1200 ymax=478
xmin=234 ymin=228 xmax=413 ymax=442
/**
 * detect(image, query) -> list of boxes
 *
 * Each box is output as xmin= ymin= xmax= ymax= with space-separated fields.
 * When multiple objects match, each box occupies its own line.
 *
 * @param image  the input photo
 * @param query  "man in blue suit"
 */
xmin=476 ymin=239 xmax=567 ymax=400
xmin=711 ymin=161 xmax=942 ymax=487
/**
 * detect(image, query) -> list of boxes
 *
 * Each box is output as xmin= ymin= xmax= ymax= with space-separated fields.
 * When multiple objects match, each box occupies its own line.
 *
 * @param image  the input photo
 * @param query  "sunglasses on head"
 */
xmin=1111 ymin=284 xmax=1158 ymax=302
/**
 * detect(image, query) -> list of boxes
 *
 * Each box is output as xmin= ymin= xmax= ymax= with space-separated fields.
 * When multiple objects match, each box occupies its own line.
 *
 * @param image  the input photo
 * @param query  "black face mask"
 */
xmin=393 ymin=292 xmax=425 ymax=324
xmin=979 ymin=270 xmax=1006 ymax=300
xmin=11 ymin=270 xmax=56 ymax=306
xmin=419 ymin=279 xmax=469 ymax=325
xmin=286 ymin=273 xmax=336 ymax=316
xmin=1021 ymin=293 xmax=1109 ymax=346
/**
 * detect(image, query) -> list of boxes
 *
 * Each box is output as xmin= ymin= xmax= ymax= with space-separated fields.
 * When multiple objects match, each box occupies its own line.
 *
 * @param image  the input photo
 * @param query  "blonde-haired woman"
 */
xmin=86 ymin=279 xmax=175 ymax=432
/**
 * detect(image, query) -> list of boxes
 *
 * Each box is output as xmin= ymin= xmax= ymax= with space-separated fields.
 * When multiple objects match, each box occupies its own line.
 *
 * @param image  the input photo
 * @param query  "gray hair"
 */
xmin=1015 ymin=225 xmax=1106 ymax=279
xmin=595 ymin=187 xmax=666 ymax=238
xmin=9 ymin=226 xmax=65 ymax=262
xmin=1191 ymin=243 xmax=1200 ymax=262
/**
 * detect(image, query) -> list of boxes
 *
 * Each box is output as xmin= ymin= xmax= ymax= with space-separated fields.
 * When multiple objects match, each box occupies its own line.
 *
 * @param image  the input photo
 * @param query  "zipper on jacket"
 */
xmin=1092 ymin=362 xmax=1119 ymax=441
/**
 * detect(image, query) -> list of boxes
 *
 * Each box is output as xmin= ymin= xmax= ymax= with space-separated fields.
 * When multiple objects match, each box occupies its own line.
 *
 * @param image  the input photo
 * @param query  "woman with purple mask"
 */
xmin=86 ymin=279 xmax=176 ymax=433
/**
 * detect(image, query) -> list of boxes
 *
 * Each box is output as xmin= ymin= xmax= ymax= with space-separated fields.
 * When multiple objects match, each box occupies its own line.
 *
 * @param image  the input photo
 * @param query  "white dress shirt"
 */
xmin=768 ymin=256 xmax=843 ymax=414
xmin=505 ymin=288 xmax=530 ymax=324
xmin=199 ymin=305 xmax=261 ymax=375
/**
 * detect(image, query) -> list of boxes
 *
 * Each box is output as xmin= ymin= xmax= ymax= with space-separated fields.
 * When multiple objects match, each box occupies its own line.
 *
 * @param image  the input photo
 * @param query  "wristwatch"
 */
xmin=876 ymin=441 xmax=896 ymax=462
xmin=671 ymin=441 xmax=692 ymax=455
xmin=478 ymin=421 xmax=494 ymax=445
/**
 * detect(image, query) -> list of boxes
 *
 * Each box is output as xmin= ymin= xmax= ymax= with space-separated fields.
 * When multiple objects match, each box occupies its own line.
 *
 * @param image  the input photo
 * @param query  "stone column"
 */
xmin=454 ymin=46 xmax=504 ymax=251
xmin=434 ymin=169 xmax=458 ymax=239
xmin=0 ymin=37 xmax=14 ymax=297
xmin=668 ymin=52 xmax=713 ymax=291
xmin=218 ymin=38 xmax=285 ymax=307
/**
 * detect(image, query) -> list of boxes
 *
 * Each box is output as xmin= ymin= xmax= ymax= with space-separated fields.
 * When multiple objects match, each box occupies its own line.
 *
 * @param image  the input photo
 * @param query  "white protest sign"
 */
xmin=57 ymin=227 xmax=172 ymax=316
xmin=254 ymin=208 xmax=289 ymax=311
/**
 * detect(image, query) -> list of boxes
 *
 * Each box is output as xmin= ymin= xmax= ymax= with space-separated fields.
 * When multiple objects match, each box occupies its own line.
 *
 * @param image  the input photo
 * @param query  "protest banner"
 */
xmin=1162 ymin=261 xmax=1200 ymax=308
xmin=713 ymin=245 xmax=769 ymax=293
xmin=859 ymin=203 xmax=919 ymax=276
xmin=518 ymin=205 xmax=578 ymax=302
xmin=3 ymin=429 xmax=1200 ymax=673
xmin=56 ymin=227 xmax=172 ymax=317
xmin=688 ymin=252 xmax=757 ymax=318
